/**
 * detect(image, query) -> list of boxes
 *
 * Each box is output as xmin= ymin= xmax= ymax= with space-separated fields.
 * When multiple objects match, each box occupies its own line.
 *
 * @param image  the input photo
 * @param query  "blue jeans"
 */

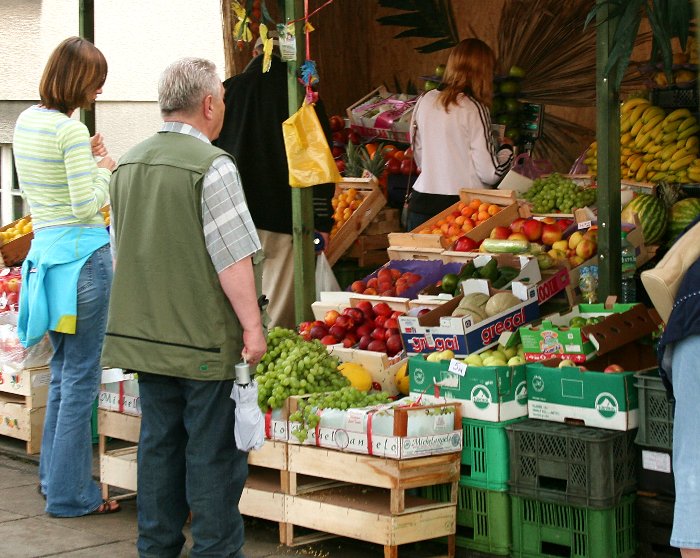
xmin=39 ymin=244 xmax=112 ymax=516
xmin=670 ymin=334 xmax=700 ymax=549
xmin=136 ymin=372 xmax=247 ymax=558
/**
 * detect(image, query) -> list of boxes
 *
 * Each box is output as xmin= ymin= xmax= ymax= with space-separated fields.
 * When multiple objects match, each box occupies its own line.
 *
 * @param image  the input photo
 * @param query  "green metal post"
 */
xmin=285 ymin=0 xmax=316 ymax=324
xmin=595 ymin=0 xmax=621 ymax=300
xmin=79 ymin=0 xmax=96 ymax=135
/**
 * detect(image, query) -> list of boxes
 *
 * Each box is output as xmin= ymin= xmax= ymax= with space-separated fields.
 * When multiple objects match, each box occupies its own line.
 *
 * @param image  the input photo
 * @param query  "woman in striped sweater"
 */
xmin=406 ymin=38 xmax=514 ymax=231
xmin=12 ymin=37 xmax=119 ymax=517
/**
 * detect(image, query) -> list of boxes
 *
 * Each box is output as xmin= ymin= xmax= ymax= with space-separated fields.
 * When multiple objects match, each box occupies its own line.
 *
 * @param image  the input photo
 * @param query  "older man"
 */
xmin=102 ymin=58 xmax=266 ymax=558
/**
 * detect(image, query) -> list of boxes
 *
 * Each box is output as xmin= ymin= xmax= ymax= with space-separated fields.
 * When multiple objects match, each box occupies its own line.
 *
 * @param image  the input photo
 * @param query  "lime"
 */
xmin=568 ymin=316 xmax=587 ymax=328
xmin=440 ymin=273 xmax=459 ymax=294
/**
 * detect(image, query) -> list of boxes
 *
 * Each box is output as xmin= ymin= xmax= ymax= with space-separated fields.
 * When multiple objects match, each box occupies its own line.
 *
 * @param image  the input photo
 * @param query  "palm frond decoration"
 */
xmin=376 ymin=0 xmax=459 ymax=53
xmin=533 ymin=113 xmax=595 ymax=173
xmin=585 ymin=0 xmax=692 ymax=91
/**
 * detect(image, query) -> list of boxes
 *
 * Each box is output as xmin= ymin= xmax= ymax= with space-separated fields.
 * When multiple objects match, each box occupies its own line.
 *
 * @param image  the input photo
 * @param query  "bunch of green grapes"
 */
xmin=289 ymin=386 xmax=393 ymax=442
xmin=523 ymin=173 xmax=597 ymax=214
xmin=256 ymin=327 xmax=350 ymax=411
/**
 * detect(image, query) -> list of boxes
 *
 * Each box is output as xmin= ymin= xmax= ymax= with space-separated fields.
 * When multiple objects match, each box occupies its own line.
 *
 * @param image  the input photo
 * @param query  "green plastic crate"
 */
xmin=422 ymin=483 xmax=511 ymax=555
xmin=461 ymin=417 xmax=525 ymax=490
xmin=507 ymin=419 xmax=637 ymax=508
xmin=635 ymin=369 xmax=674 ymax=451
xmin=511 ymin=493 xmax=637 ymax=558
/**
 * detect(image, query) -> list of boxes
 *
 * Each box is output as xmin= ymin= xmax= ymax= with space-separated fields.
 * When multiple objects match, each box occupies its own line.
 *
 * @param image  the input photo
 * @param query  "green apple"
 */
xmin=483 ymin=357 xmax=507 ymax=367
xmin=426 ymin=351 xmax=442 ymax=362
xmin=491 ymin=349 xmax=508 ymax=362
xmin=558 ymin=359 xmax=577 ymax=368
xmin=503 ymin=347 xmax=518 ymax=359
xmin=424 ymin=80 xmax=440 ymax=92
xmin=480 ymin=350 xmax=494 ymax=359
xmin=464 ymin=354 xmax=484 ymax=367
xmin=508 ymin=65 xmax=526 ymax=78
xmin=507 ymin=356 xmax=526 ymax=366
xmin=434 ymin=64 xmax=446 ymax=78
xmin=441 ymin=350 xmax=455 ymax=361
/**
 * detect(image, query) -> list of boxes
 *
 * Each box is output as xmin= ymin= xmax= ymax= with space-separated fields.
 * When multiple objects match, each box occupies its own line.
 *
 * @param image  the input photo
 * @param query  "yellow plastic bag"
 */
xmin=282 ymin=102 xmax=342 ymax=187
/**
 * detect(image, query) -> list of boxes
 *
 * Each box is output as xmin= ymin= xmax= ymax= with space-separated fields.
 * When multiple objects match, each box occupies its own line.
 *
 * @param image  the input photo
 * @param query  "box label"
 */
xmin=642 ymin=449 xmax=672 ymax=473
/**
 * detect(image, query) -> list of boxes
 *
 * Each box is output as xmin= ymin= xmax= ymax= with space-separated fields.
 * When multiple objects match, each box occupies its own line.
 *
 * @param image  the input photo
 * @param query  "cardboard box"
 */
xmin=515 ymin=302 xmax=662 ymax=363
xmin=408 ymin=356 xmax=528 ymax=421
xmin=346 ymin=86 xmax=418 ymax=144
xmin=285 ymin=395 xmax=463 ymax=459
xmin=398 ymin=282 xmax=540 ymax=358
xmin=525 ymin=340 xmax=658 ymax=430
xmin=0 ymin=366 xmax=49 ymax=408
xmin=388 ymin=189 xmax=520 ymax=251
xmin=98 ymin=371 xmax=141 ymax=416
xmin=326 ymin=345 xmax=406 ymax=396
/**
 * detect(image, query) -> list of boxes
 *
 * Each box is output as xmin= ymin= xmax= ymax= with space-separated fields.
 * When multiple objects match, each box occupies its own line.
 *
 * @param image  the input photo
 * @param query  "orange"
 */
xmin=461 ymin=206 xmax=475 ymax=217
xmin=365 ymin=143 xmax=378 ymax=158
xmin=478 ymin=202 xmax=489 ymax=213
xmin=440 ymin=223 xmax=450 ymax=234
xmin=436 ymin=218 xmax=447 ymax=227
xmin=446 ymin=214 xmax=456 ymax=223
xmin=487 ymin=204 xmax=500 ymax=216
xmin=477 ymin=210 xmax=490 ymax=221
xmin=461 ymin=221 xmax=474 ymax=232
xmin=393 ymin=150 xmax=405 ymax=161
xmin=454 ymin=215 xmax=465 ymax=225
xmin=468 ymin=199 xmax=481 ymax=210
xmin=457 ymin=201 xmax=466 ymax=212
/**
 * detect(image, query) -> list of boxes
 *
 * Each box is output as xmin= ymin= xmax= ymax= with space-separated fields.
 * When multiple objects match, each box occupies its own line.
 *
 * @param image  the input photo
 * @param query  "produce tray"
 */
xmin=388 ymin=188 xmax=519 ymax=250
xmin=507 ymin=419 xmax=637 ymax=508
xmin=511 ymin=494 xmax=637 ymax=558
xmin=634 ymin=369 xmax=674 ymax=451
xmin=421 ymin=483 xmax=511 ymax=555
xmin=0 ymin=215 xmax=33 ymax=267
xmin=326 ymin=177 xmax=386 ymax=267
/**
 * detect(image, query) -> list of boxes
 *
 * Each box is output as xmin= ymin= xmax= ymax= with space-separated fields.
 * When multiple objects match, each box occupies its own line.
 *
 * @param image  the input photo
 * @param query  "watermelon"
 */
xmin=620 ymin=194 xmax=667 ymax=244
xmin=666 ymin=197 xmax=700 ymax=244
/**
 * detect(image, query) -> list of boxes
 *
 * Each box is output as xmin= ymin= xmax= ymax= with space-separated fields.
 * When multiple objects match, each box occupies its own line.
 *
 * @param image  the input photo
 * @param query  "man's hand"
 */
xmin=242 ymin=328 xmax=267 ymax=365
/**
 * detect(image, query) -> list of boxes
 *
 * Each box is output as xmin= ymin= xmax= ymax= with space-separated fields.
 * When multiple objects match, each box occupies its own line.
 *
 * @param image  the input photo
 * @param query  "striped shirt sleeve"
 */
xmin=202 ymin=155 xmax=261 ymax=273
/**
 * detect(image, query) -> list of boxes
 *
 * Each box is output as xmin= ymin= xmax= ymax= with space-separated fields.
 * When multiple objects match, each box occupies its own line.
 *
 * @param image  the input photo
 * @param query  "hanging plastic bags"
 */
xmin=282 ymin=101 xmax=342 ymax=187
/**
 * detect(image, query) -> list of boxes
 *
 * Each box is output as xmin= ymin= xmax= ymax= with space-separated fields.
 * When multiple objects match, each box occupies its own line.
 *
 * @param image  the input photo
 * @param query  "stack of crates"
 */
xmin=634 ymin=369 xmax=679 ymax=557
xmin=506 ymin=419 xmax=638 ymax=558
xmin=421 ymin=415 xmax=526 ymax=556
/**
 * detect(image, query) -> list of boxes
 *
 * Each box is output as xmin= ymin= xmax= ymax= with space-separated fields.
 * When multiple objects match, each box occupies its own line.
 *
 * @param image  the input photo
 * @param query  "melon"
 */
xmin=621 ymin=194 xmax=667 ymax=245
xmin=666 ymin=197 xmax=700 ymax=244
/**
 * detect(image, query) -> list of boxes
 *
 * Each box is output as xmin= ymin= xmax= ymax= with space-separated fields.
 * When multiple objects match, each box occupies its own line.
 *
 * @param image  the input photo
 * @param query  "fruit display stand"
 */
xmin=0 ymin=368 xmax=48 ymax=455
xmin=345 ymin=207 xmax=401 ymax=267
xmin=283 ymin=444 xmax=460 ymax=557
xmin=0 ymin=215 xmax=33 ymax=267
xmin=326 ymin=177 xmax=387 ymax=266
xmin=98 ymin=408 xmax=140 ymax=499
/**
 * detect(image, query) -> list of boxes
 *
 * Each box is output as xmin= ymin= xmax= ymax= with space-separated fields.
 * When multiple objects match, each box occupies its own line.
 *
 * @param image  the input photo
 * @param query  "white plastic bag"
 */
xmin=315 ymin=252 xmax=340 ymax=298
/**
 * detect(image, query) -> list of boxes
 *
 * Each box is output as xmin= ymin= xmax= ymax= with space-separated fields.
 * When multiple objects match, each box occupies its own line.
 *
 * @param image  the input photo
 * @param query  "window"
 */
xmin=0 ymin=145 xmax=28 ymax=226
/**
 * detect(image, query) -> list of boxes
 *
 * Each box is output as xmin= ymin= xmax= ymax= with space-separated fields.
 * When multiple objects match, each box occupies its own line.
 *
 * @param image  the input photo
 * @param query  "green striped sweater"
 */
xmin=12 ymin=106 xmax=110 ymax=229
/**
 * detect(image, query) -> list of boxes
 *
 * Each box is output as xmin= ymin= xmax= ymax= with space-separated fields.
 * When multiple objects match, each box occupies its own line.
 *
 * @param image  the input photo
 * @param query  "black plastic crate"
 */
xmin=651 ymin=85 xmax=699 ymax=109
xmin=635 ymin=370 xmax=674 ymax=451
xmin=507 ymin=419 xmax=637 ymax=508
xmin=637 ymin=447 xmax=675 ymax=497
xmin=636 ymin=494 xmax=680 ymax=557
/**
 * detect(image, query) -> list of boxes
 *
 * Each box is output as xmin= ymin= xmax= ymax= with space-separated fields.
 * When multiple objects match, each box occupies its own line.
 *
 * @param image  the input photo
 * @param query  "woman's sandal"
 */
xmin=37 ymin=484 xmax=46 ymax=501
xmin=89 ymin=499 xmax=121 ymax=515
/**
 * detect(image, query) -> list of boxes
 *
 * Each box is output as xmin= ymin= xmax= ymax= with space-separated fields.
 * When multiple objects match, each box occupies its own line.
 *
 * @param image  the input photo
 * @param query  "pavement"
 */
xmin=0 ymin=436 xmax=455 ymax=558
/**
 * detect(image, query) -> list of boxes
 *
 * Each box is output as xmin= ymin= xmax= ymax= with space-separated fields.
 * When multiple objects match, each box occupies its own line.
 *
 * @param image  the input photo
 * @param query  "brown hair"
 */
xmin=39 ymin=37 xmax=108 ymax=114
xmin=439 ymin=38 xmax=495 ymax=111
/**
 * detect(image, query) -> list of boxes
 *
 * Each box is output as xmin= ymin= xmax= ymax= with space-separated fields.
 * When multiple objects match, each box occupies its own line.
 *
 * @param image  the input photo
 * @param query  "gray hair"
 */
xmin=158 ymin=57 xmax=221 ymax=115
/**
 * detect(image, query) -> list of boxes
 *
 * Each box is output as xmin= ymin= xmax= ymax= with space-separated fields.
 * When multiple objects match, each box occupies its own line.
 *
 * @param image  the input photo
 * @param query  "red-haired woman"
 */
xmin=406 ymin=38 xmax=514 ymax=230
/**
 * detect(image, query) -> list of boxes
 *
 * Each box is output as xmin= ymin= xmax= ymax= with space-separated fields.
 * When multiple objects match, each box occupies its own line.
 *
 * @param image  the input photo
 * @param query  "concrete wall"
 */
xmin=0 ymin=0 xmax=225 ymax=159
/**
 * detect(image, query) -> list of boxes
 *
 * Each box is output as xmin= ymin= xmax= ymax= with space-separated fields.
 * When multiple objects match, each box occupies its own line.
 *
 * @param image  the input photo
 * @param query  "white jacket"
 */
xmin=410 ymin=90 xmax=512 ymax=194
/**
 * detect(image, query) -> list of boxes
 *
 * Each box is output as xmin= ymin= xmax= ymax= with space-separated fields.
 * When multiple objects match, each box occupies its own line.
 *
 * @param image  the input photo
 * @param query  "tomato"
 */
xmin=335 ymin=159 xmax=346 ymax=174
xmin=347 ymin=131 xmax=361 ymax=145
xmin=329 ymin=115 xmax=345 ymax=132
xmin=381 ymin=145 xmax=398 ymax=160
xmin=400 ymin=158 xmax=416 ymax=176
xmin=385 ymin=158 xmax=401 ymax=175
xmin=393 ymin=150 xmax=405 ymax=161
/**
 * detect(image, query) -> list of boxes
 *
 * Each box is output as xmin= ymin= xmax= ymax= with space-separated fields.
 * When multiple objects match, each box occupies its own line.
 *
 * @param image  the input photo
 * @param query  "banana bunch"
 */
xmin=584 ymin=97 xmax=700 ymax=184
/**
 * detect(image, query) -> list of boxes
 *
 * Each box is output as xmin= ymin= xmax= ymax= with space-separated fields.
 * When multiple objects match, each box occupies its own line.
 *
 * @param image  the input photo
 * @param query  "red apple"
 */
xmin=367 ymin=339 xmax=387 ymax=353
xmin=331 ymin=146 xmax=345 ymax=159
xmin=371 ymin=327 xmax=387 ymax=341
xmin=384 ymin=327 xmax=400 ymax=340
xmin=356 ymin=300 xmax=373 ymax=314
xmin=381 ymin=288 xmax=397 ymax=297
xmin=374 ymin=315 xmax=387 ymax=328
xmin=324 ymin=310 xmax=340 ymax=327
xmin=355 ymin=323 xmax=373 ymax=338
xmin=489 ymin=225 xmax=512 ymax=240
xmin=334 ymin=315 xmax=353 ymax=330
xmin=320 ymin=334 xmax=339 ymax=345
xmin=384 ymin=318 xmax=399 ymax=330
xmin=417 ymin=308 xmax=431 ymax=317
xmin=386 ymin=334 xmax=403 ymax=356
xmin=453 ymin=236 xmax=479 ymax=252
xmin=390 ymin=310 xmax=404 ymax=320
xmin=510 ymin=218 xmax=527 ymax=233
xmin=309 ymin=325 xmax=328 ymax=340
xmin=328 ymin=324 xmax=347 ymax=341
xmin=329 ymin=114 xmax=345 ymax=132
xmin=343 ymin=307 xmax=364 ymax=324
xmin=556 ymin=218 xmax=573 ymax=232
xmin=541 ymin=223 xmax=563 ymax=246
xmin=342 ymin=337 xmax=355 ymax=348
xmin=358 ymin=335 xmax=372 ymax=350
xmin=603 ymin=364 xmax=625 ymax=373
xmin=522 ymin=219 xmax=543 ymax=242
xmin=313 ymin=320 xmax=326 ymax=327
xmin=373 ymin=302 xmax=392 ymax=317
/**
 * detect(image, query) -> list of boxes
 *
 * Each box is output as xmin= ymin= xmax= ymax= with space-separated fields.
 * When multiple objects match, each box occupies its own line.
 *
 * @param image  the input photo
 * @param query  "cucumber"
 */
xmin=480 ymin=238 xmax=531 ymax=254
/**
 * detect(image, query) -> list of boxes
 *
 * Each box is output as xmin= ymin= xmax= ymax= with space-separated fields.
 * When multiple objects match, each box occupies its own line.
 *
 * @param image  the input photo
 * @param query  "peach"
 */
xmin=575 ymin=238 xmax=597 ymax=259
xmin=522 ymin=219 xmax=543 ymax=242
xmin=541 ymin=223 xmax=563 ymax=246
xmin=510 ymin=218 xmax=527 ymax=233
xmin=508 ymin=232 xmax=529 ymax=241
xmin=490 ymin=225 xmax=512 ymax=240
xmin=568 ymin=231 xmax=585 ymax=250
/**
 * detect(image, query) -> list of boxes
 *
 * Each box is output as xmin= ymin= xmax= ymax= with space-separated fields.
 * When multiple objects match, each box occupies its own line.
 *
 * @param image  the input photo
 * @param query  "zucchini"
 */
xmin=480 ymin=238 xmax=531 ymax=254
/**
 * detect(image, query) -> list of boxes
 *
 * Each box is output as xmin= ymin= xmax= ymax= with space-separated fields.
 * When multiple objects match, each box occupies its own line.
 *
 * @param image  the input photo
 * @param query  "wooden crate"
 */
xmin=0 ymin=366 xmax=49 ymax=408
xmin=386 ymin=245 xmax=446 ymax=262
xmin=0 ymin=392 xmax=44 ymax=454
xmin=0 ymin=215 xmax=33 ymax=267
xmin=100 ymin=445 xmax=138 ymax=492
xmin=240 ymin=467 xmax=287 ymax=523
xmin=364 ymin=207 xmax=401 ymax=235
xmin=388 ymin=189 xmax=519 ymax=253
xmin=346 ymin=233 xmax=391 ymax=267
xmin=327 ymin=178 xmax=387 ymax=266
